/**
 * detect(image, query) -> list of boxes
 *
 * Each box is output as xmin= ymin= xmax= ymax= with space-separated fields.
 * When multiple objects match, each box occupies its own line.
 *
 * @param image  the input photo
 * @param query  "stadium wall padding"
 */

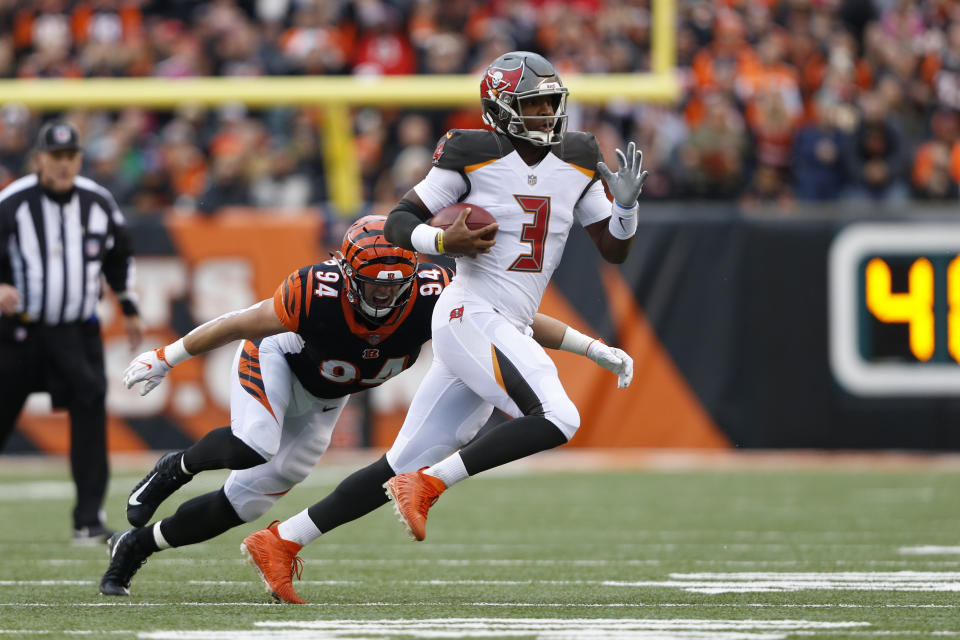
xmin=9 ymin=210 xmax=960 ymax=454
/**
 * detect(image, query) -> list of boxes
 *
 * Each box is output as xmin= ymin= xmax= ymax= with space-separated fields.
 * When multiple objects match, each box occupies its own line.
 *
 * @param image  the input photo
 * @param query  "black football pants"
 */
xmin=0 ymin=321 xmax=109 ymax=529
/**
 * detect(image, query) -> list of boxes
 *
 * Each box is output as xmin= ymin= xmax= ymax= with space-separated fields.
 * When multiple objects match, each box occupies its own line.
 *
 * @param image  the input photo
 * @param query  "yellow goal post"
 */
xmin=0 ymin=0 xmax=679 ymax=215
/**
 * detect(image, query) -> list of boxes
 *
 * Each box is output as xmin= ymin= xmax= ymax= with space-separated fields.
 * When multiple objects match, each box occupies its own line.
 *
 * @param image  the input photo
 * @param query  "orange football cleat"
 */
xmin=240 ymin=521 xmax=306 ymax=604
xmin=384 ymin=468 xmax=447 ymax=541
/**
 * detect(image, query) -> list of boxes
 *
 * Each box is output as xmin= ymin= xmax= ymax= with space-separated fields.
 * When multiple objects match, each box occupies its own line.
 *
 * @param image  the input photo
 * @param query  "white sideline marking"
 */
xmin=607 ymin=572 xmax=960 ymax=593
xmin=15 ymin=572 xmax=960 ymax=593
xmin=131 ymin=618 xmax=870 ymax=640
xmin=0 ymin=481 xmax=73 ymax=501
xmin=900 ymin=546 xmax=960 ymax=555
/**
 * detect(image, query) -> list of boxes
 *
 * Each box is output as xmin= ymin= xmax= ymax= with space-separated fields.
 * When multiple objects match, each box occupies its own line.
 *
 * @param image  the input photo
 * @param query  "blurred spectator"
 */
xmin=198 ymin=152 xmax=250 ymax=215
xmin=250 ymin=145 xmax=311 ymax=210
xmin=793 ymin=97 xmax=851 ymax=201
xmin=844 ymin=90 xmax=910 ymax=204
xmin=912 ymin=107 xmax=959 ymax=199
xmin=680 ymin=92 xmax=746 ymax=199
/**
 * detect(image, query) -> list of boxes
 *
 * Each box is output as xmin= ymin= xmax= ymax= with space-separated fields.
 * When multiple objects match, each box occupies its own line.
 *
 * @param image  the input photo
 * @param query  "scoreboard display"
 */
xmin=829 ymin=223 xmax=960 ymax=396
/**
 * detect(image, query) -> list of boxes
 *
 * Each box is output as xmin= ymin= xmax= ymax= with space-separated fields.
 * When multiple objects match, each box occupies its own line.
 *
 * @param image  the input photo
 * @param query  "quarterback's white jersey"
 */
xmin=414 ymin=129 xmax=611 ymax=327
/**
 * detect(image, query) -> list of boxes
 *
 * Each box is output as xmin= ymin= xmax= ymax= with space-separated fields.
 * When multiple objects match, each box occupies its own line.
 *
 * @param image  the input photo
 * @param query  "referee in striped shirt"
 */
xmin=0 ymin=122 xmax=143 ymax=545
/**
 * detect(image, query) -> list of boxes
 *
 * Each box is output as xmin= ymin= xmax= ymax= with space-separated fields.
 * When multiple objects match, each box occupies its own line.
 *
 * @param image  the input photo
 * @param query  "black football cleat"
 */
xmin=99 ymin=530 xmax=149 ymax=596
xmin=126 ymin=452 xmax=193 ymax=527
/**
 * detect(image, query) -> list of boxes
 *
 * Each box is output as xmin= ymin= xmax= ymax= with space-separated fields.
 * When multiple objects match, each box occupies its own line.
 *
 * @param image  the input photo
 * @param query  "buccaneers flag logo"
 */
xmin=483 ymin=63 xmax=524 ymax=99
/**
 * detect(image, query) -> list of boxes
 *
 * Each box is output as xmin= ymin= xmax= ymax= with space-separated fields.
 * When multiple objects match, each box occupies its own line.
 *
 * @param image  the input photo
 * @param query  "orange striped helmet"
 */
xmin=335 ymin=215 xmax=418 ymax=325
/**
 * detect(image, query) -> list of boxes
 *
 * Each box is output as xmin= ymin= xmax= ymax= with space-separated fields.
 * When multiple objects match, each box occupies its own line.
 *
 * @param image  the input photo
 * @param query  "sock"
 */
xmin=277 ymin=510 xmax=322 ymax=547
xmin=424 ymin=452 xmax=468 ymax=488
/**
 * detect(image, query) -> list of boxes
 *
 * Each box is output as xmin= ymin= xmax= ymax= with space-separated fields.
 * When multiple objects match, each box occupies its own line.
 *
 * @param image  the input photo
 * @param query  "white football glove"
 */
xmin=587 ymin=342 xmax=634 ymax=389
xmin=123 ymin=349 xmax=172 ymax=396
xmin=596 ymin=141 xmax=648 ymax=208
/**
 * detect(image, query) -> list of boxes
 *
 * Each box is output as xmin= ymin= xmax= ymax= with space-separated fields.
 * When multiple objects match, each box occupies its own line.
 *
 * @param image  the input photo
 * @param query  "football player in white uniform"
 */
xmin=240 ymin=51 xmax=645 ymax=604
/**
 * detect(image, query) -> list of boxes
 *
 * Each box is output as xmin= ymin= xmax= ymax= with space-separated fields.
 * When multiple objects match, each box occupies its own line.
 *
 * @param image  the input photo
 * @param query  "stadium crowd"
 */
xmin=0 ymin=0 xmax=959 ymax=217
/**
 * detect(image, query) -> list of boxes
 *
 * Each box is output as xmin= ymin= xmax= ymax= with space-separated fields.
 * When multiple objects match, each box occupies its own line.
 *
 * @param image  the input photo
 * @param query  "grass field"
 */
xmin=3 ymin=450 xmax=960 ymax=639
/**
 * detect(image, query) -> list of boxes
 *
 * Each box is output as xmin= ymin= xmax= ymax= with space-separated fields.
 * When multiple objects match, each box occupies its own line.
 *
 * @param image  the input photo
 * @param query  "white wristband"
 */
xmin=608 ymin=201 xmax=638 ymax=240
xmin=411 ymin=223 xmax=442 ymax=254
xmin=163 ymin=337 xmax=192 ymax=367
xmin=559 ymin=327 xmax=599 ymax=357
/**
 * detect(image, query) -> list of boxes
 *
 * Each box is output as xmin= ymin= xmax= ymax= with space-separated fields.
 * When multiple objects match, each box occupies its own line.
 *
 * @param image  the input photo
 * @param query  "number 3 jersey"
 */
xmin=415 ymin=129 xmax=613 ymax=327
xmin=272 ymin=259 xmax=454 ymax=399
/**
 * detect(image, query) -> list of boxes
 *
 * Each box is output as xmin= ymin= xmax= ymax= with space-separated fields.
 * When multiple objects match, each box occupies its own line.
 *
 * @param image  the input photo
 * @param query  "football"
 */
xmin=429 ymin=203 xmax=497 ymax=240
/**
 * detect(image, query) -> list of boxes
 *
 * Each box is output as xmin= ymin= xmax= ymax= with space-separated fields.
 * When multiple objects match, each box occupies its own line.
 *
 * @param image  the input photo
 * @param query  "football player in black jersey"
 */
xmin=99 ymin=215 xmax=624 ymax=597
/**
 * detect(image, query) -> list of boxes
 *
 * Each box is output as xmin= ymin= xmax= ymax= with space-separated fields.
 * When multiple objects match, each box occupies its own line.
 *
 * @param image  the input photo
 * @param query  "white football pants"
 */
xmin=386 ymin=284 xmax=580 ymax=473
xmin=222 ymin=332 xmax=347 ymax=522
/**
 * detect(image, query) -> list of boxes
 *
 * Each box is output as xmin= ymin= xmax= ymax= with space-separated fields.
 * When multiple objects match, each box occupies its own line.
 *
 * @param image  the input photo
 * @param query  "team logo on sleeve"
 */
xmin=450 ymin=306 xmax=464 ymax=322
xmin=432 ymin=131 xmax=453 ymax=165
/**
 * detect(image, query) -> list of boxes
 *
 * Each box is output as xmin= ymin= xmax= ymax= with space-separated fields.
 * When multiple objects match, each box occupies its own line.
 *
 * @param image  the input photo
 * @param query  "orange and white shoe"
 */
xmin=384 ymin=468 xmax=447 ymax=542
xmin=240 ymin=521 xmax=306 ymax=604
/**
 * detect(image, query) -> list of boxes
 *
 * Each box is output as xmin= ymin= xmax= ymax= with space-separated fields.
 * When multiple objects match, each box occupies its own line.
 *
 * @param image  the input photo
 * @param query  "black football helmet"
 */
xmin=480 ymin=51 xmax=569 ymax=146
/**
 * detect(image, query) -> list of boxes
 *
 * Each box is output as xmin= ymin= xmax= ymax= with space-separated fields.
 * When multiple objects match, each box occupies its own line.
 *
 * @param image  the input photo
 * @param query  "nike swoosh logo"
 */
xmin=322 ymin=406 xmax=337 ymax=412
xmin=618 ymin=217 xmax=627 ymax=230
xmin=137 ymin=361 xmax=153 ymax=370
xmin=128 ymin=474 xmax=157 ymax=506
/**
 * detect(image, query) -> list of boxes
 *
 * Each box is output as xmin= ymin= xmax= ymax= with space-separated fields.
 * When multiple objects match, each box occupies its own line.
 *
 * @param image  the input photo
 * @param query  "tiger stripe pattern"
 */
xmin=237 ymin=340 xmax=279 ymax=424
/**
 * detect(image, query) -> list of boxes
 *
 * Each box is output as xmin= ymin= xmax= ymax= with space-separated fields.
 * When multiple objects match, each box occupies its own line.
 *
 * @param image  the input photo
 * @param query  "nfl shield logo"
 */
xmin=366 ymin=334 xmax=381 ymax=345
xmin=85 ymin=238 xmax=100 ymax=257
xmin=527 ymin=174 xmax=537 ymax=186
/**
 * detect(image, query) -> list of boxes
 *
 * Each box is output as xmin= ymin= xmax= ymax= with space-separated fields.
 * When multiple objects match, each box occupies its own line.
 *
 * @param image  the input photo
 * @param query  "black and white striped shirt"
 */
xmin=0 ymin=174 xmax=136 ymax=325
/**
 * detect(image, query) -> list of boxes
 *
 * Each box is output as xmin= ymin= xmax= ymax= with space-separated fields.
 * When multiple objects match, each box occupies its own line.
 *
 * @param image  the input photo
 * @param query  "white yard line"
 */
xmin=2 ymin=602 xmax=957 ymax=609
xmin=900 ymin=546 xmax=960 ymax=555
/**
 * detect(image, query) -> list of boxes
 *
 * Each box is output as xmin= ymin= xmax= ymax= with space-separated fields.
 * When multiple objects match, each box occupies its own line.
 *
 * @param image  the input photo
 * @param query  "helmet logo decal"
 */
xmin=377 ymin=270 xmax=402 ymax=280
xmin=484 ymin=64 xmax=523 ymax=98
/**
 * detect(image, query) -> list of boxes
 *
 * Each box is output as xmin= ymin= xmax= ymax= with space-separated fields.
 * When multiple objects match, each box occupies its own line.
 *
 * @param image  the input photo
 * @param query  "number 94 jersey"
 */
xmin=272 ymin=259 xmax=454 ymax=399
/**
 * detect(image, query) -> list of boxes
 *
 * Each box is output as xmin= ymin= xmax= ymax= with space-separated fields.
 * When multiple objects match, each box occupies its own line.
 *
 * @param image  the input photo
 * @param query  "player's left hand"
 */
xmin=123 ymin=349 xmax=172 ymax=396
xmin=597 ymin=141 xmax=648 ymax=209
xmin=586 ymin=342 xmax=634 ymax=389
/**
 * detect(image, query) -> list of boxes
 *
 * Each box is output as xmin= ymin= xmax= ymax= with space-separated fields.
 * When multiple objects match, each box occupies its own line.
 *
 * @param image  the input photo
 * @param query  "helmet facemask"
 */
xmin=483 ymin=86 xmax=568 ymax=146
xmin=335 ymin=215 xmax=419 ymax=327
xmin=349 ymin=265 xmax=415 ymax=321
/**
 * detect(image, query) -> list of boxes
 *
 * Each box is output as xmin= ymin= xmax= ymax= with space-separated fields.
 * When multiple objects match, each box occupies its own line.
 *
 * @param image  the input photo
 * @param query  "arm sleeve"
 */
xmin=574 ymin=180 xmax=613 ymax=227
xmin=101 ymin=197 xmax=139 ymax=314
xmin=384 ymin=198 xmax=431 ymax=251
xmin=272 ymin=267 xmax=312 ymax=333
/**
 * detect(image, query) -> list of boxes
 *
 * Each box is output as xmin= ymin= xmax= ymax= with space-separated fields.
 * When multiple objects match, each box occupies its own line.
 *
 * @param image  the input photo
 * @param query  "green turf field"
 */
xmin=2 ymin=453 xmax=960 ymax=639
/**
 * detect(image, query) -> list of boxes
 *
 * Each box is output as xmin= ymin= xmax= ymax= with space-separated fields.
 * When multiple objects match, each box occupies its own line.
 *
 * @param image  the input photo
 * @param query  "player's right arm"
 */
xmin=384 ymin=130 xmax=499 ymax=258
xmin=384 ymin=189 xmax=496 ymax=258
xmin=122 ymin=265 xmax=316 ymax=396
xmin=122 ymin=299 xmax=286 ymax=396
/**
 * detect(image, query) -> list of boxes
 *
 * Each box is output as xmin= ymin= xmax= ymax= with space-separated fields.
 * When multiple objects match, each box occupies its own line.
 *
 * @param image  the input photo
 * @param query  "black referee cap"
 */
xmin=36 ymin=122 xmax=81 ymax=152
